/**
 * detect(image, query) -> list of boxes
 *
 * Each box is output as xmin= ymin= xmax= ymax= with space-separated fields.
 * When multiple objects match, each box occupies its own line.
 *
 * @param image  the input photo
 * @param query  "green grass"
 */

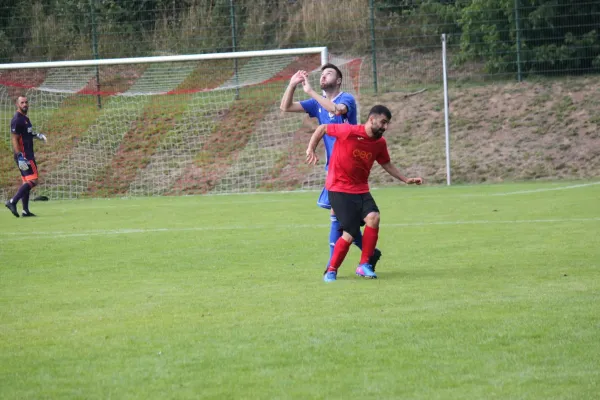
xmin=1 ymin=181 xmax=599 ymax=399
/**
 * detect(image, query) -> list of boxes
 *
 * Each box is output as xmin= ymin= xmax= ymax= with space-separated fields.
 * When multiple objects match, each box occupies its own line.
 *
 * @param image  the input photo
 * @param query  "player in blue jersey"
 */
xmin=5 ymin=96 xmax=47 ymax=218
xmin=280 ymin=63 xmax=381 ymax=270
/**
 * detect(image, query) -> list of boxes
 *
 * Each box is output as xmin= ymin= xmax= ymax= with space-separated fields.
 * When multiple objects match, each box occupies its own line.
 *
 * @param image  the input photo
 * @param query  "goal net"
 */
xmin=0 ymin=48 xmax=362 ymax=199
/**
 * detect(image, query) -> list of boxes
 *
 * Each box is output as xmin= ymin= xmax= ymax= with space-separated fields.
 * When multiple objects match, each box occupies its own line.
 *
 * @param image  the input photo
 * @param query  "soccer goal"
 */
xmin=0 ymin=48 xmax=363 ymax=200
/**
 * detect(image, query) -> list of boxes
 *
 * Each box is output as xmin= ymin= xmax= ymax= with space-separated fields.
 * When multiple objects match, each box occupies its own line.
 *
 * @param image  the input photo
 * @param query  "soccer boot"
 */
xmin=356 ymin=263 xmax=377 ymax=279
xmin=369 ymin=248 xmax=382 ymax=272
xmin=5 ymin=201 xmax=19 ymax=218
xmin=323 ymin=270 xmax=337 ymax=282
xmin=21 ymin=210 xmax=36 ymax=217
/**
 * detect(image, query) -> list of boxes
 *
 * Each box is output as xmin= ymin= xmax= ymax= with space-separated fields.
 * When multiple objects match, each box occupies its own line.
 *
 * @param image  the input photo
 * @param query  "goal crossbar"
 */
xmin=0 ymin=47 xmax=328 ymax=70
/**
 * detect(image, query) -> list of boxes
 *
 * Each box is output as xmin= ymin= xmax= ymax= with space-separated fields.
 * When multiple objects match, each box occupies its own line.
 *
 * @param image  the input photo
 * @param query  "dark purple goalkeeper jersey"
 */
xmin=11 ymin=111 xmax=35 ymax=160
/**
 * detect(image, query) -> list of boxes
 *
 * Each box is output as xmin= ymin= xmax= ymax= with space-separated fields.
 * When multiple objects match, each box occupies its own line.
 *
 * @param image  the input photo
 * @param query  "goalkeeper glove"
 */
xmin=35 ymin=132 xmax=47 ymax=142
xmin=17 ymin=153 xmax=30 ymax=171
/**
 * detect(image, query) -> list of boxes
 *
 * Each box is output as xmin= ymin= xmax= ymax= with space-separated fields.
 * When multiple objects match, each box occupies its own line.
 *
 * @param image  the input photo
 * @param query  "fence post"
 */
xmin=90 ymin=0 xmax=102 ymax=109
xmin=369 ymin=0 xmax=378 ymax=94
xmin=514 ymin=0 xmax=523 ymax=82
xmin=230 ymin=0 xmax=240 ymax=99
xmin=441 ymin=34 xmax=451 ymax=186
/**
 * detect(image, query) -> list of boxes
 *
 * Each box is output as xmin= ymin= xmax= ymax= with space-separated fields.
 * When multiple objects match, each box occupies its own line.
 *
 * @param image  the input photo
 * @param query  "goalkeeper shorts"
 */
xmin=15 ymin=157 xmax=39 ymax=182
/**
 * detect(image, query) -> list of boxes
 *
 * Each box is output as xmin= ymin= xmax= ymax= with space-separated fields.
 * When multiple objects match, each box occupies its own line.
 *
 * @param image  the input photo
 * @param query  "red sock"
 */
xmin=327 ymin=237 xmax=352 ymax=272
xmin=360 ymin=226 xmax=379 ymax=264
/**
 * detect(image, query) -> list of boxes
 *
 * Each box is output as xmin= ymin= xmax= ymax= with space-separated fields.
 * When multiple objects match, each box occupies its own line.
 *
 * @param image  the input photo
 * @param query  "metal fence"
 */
xmin=1 ymin=1 xmax=599 ymax=91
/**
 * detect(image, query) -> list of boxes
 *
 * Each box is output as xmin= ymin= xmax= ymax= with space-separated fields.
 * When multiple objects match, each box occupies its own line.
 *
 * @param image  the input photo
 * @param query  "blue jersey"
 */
xmin=300 ymin=92 xmax=357 ymax=170
xmin=11 ymin=111 xmax=35 ymax=160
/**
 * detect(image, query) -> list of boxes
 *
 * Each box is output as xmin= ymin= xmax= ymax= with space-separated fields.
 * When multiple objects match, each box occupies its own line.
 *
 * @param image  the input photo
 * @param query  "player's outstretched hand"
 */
xmin=301 ymin=73 xmax=313 ymax=94
xmin=17 ymin=153 xmax=30 ymax=171
xmin=306 ymin=148 xmax=319 ymax=165
xmin=36 ymin=133 xmax=47 ymax=142
xmin=290 ymin=70 xmax=306 ymax=86
xmin=408 ymin=177 xmax=423 ymax=185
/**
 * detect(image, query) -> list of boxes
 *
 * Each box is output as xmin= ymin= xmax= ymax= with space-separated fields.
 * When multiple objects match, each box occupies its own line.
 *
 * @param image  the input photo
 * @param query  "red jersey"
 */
xmin=325 ymin=124 xmax=391 ymax=194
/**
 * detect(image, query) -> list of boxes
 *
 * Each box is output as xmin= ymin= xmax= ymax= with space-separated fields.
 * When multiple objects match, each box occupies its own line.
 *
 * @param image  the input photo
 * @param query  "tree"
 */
xmin=456 ymin=0 xmax=600 ymax=74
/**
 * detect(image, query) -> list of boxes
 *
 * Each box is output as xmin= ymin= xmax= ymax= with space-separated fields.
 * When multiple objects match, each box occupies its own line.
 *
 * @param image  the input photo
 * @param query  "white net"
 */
xmin=0 ymin=51 xmax=362 ymax=199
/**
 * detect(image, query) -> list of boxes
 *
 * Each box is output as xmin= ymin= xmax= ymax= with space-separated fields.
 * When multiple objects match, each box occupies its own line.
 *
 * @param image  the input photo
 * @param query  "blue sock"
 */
xmin=328 ymin=215 xmax=342 ymax=265
xmin=353 ymin=230 xmax=363 ymax=250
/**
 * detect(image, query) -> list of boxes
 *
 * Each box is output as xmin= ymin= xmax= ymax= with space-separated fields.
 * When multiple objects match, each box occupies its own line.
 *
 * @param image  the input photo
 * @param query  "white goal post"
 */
xmin=0 ymin=47 xmax=364 ymax=199
xmin=1 ymin=48 xmax=329 ymax=69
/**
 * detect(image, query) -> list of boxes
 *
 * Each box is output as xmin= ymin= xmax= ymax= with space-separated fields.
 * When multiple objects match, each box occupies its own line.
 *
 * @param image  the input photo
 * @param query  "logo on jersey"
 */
xmin=353 ymin=149 xmax=373 ymax=160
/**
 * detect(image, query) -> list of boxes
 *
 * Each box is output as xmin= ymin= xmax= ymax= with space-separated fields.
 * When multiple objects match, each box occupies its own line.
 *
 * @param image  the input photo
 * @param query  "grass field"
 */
xmin=1 ymin=181 xmax=599 ymax=399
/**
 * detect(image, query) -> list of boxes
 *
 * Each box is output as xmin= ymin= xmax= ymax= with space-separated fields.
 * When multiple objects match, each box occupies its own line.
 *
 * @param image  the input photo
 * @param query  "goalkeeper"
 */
xmin=280 ymin=63 xmax=382 ymax=271
xmin=4 ymin=96 xmax=47 ymax=218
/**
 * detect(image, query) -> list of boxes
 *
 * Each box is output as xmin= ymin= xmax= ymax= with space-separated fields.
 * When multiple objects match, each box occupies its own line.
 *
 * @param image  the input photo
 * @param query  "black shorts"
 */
xmin=328 ymin=191 xmax=379 ymax=238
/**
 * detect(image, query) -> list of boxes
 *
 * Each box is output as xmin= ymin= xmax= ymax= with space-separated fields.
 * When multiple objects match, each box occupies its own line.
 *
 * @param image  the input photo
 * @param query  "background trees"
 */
xmin=0 ymin=0 xmax=598 ymax=75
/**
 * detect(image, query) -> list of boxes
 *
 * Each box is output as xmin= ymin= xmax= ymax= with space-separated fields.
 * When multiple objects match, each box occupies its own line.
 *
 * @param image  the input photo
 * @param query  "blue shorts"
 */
xmin=317 ymin=187 xmax=331 ymax=209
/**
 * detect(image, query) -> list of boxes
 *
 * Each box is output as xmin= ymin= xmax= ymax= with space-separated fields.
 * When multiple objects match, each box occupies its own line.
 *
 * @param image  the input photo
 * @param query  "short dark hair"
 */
xmin=321 ymin=63 xmax=343 ymax=81
xmin=368 ymin=105 xmax=392 ymax=120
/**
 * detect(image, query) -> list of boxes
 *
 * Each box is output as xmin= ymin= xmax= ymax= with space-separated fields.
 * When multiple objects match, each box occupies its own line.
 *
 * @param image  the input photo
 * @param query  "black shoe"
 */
xmin=22 ymin=210 xmax=36 ymax=217
xmin=369 ymin=248 xmax=382 ymax=271
xmin=5 ymin=201 xmax=19 ymax=218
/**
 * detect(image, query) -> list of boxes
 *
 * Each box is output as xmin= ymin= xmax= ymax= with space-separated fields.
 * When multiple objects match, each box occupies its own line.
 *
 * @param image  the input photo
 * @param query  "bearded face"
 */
xmin=17 ymin=97 xmax=29 ymax=114
xmin=370 ymin=114 xmax=390 ymax=138
xmin=320 ymin=68 xmax=341 ymax=91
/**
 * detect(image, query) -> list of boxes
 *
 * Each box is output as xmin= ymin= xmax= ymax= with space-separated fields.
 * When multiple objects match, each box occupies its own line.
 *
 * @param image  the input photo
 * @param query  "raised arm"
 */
xmin=380 ymin=162 xmax=423 ymax=185
xmin=305 ymin=124 xmax=328 ymax=165
xmin=280 ymin=71 xmax=308 ymax=113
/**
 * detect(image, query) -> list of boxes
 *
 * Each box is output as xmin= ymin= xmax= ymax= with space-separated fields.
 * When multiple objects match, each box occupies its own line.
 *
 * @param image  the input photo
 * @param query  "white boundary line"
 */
xmin=13 ymin=181 xmax=600 ymax=212
xmin=1 ymin=217 xmax=598 ymax=241
xmin=31 ymin=181 xmax=600 ymax=208
xmin=488 ymin=181 xmax=600 ymax=196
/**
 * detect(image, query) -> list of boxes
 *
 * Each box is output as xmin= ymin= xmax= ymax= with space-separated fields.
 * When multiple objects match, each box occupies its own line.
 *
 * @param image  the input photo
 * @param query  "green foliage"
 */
xmin=0 ymin=30 xmax=14 ymax=61
xmin=456 ymin=0 xmax=514 ymax=71
xmin=455 ymin=0 xmax=600 ymax=74
xmin=378 ymin=0 xmax=462 ymax=48
xmin=0 ymin=0 xmax=598 ymax=77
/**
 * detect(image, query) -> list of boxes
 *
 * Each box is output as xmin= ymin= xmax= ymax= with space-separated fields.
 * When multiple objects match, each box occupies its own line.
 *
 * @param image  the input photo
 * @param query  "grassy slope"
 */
xmin=87 ymin=95 xmax=190 ymax=196
xmin=361 ymin=76 xmax=600 ymax=185
xmin=2 ymin=73 xmax=599 ymax=197
xmin=169 ymin=56 xmax=324 ymax=195
xmin=169 ymin=94 xmax=273 ymax=194
xmin=88 ymin=61 xmax=237 ymax=196
xmin=169 ymin=73 xmax=600 ymax=192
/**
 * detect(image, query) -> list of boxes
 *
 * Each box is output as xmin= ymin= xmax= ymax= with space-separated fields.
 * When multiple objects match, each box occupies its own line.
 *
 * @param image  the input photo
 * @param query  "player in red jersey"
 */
xmin=306 ymin=105 xmax=423 ymax=281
